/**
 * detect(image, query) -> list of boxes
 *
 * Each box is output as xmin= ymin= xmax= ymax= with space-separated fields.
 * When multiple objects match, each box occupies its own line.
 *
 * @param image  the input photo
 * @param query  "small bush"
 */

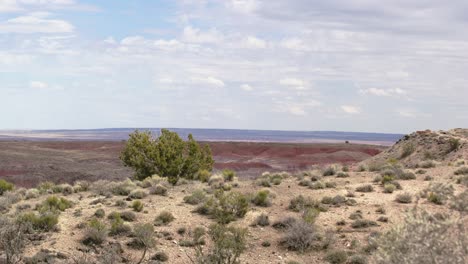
xmin=129 ymin=223 xmax=155 ymax=250
xmin=374 ymin=208 xmax=466 ymax=264
xmin=419 ymin=160 xmax=436 ymax=168
xmin=109 ymin=214 xmax=131 ymax=236
xmin=38 ymin=196 xmax=72 ymax=213
xmin=213 ymin=191 xmax=249 ymax=224
xmin=302 ymin=208 xmax=320 ymax=224
xmin=151 ymin=251 xmax=169 ymax=262
xmin=272 ymin=217 xmax=297 ymax=230
xmin=17 ymin=212 xmax=58 ymax=231
xmin=149 ymin=184 xmax=168 ymax=196
xmin=195 ymin=169 xmax=212 ymax=182
xmin=348 ymin=255 xmax=367 ymax=264
xmin=324 ymin=250 xmax=348 ymax=264
xmin=222 ymin=169 xmax=236 ymax=181
xmin=395 ymin=193 xmax=412 ymax=204
xmin=383 ymin=184 xmax=396 ymax=193
xmin=323 ymin=166 xmax=336 ymax=176
xmin=131 ymin=200 xmax=144 ymax=212
xmin=0 ymin=179 xmax=15 ymax=195
xmin=336 ymin=172 xmax=349 ymax=178
xmin=25 ymin=188 xmax=40 ymax=200
xmin=112 ymin=180 xmax=137 ymax=196
xmin=422 ymin=183 xmax=454 ymax=205
xmin=309 ymin=181 xmax=326 ymax=190
xmin=454 ymin=167 xmax=468 ymax=175
xmin=82 ymin=218 xmax=107 ymax=245
xmin=288 ymin=195 xmax=316 ymax=212
xmin=251 ymin=189 xmax=272 ymax=207
xmin=351 ymin=219 xmax=378 ymax=229
xmin=280 ymin=220 xmax=323 ymax=252
xmin=356 ymin=184 xmax=373 ymax=193
xmin=195 ymin=224 xmax=247 ymax=264
xmin=154 ymin=211 xmax=175 ymax=226
xmin=94 ymin=209 xmax=105 ymax=218
xmin=184 ymin=189 xmax=207 ymax=205
xmin=120 ymin=211 xmax=136 ymax=222
xmin=128 ymin=189 xmax=147 ymax=199
xmin=252 ymin=213 xmax=270 ymax=227
xmin=400 ymin=143 xmax=415 ymax=159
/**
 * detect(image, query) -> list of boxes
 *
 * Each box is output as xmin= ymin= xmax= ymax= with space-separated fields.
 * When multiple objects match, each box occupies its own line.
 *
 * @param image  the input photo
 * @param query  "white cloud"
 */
xmin=341 ymin=105 xmax=361 ymax=114
xmin=279 ymin=78 xmax=308 ymax=90
xmin=0 ymin=12 xmax=73 ymax=33
xmin=240 ymin=84 xmax=253 ymax=91
xmin=30 ymin=81 xmax=48 ymax=89
xmin=103 ymin=37 xmax=116 ymax=45
xmin=121 ymin=36 xmax=146 ymax=46
xmin=182 ymin=26 xmax=223 ymax=44
xmin=244 ymin=36 xmax=266 ymax=49
xmin=154 ymin=39 xmax=184 ymax=51
xmin=359 ymin=87 xmax=407 ymax=97
xmin=289 ymin=106 xmax=306 ymax=116
xmin=192 ymin=76 xmax=225 ymax=87
xmin=0 ymin=0 xmax=75 ymax=13
xmin=227 ymin=0 xmax=258 ymax=14
xmin=158 ymin=77 xmax=173 ymax=84
xmin=280 ymin=38 xmax=310 ymax=51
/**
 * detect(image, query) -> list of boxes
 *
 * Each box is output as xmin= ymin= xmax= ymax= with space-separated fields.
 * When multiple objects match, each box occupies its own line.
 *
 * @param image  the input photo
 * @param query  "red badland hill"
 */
xmin=0 ymin=141 xmax=385 ymax=187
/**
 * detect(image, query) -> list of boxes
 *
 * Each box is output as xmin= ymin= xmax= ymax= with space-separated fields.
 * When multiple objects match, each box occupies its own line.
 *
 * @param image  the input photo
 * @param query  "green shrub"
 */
xmin=154 ymin=211 xmax=175 ymax=226
xmin=38 ymin=196 xmax=72 ymax=213
xmin=356 ymin=184 xmax=373 ymax=193
xmin=288 ymin=195 xmax=317 ymax=212
xmin=129 ymin=189 xmax=147 ymax=199
xmin=82 ymin=218 xmax=107 ymax=245
xmin=0 ymin=179 xmax=14 ymax=195
xmin=323 ymin=166 xmax=336 ymax=176
xmin=213 ymin=191 xmax=249 ymax=224
xmin=395 ymin=193 xmax=412 ymax=203
xmin=251 ymin=189 xmax=272 ymax=207
xmin=383 ymin=184 xmax=396 ymax=193
xmin=184 ymin=189 xmax=207 ymax=205
xmin=400 ymin=143 xmax=415 ymax=159
xmin=222 ymin=169 xmax=236 ymax=181
xmin=302 ymin=208 xmax=320 ymax=224
xmin=149 ymin=184 xmax=168 ymax=196
xmin=17 ymin=212 xmax=59 ymax=231
xmin=129 ymin=223 xmax=155 ymax=250
xmin=447 ymin=138 xmax=460 ymax=153
xmin=195 ymin=224 xmax=247 ymax=264
xmin=375 ymin=208 xmax=466 ymax=264
xmin=94 ymin=209 xmax=105 ymax=218
xmin=131 ymin=200 xmax=144 ymax=212
xmin=120 ymin=129 xmax=214 ymax=182
xmin=196 ymin=169 xmax=211 ymax=182
xmin=325 ymin=250 xmax=348 ymax=264
xmin=109 ymin=214 xmax=131 ymax=236
xmin=120 ymin=211 xmax=136 ymax=222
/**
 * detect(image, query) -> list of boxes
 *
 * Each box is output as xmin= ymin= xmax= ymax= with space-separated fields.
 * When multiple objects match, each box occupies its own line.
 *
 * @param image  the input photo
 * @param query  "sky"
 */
xmin=1 ymin=0 xmax=468 ymax=133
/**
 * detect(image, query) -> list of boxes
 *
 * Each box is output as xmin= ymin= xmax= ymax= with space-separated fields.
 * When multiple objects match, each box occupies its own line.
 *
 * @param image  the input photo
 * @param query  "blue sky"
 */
xmin=1 ymin=0 xmax=468 ymax=133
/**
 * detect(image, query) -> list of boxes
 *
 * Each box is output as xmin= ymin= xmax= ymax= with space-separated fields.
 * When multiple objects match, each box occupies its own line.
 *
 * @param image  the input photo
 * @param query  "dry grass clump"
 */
xmin=195 ymin=191 xmax=249 ymax=224
xmin=395 ymin=192 xmax=412 ymax=204
xmin=351 ymin=219 xmax=378 ymax=229
xmin=131 ymin=200 xmax=144 ymax=212
xmin=420 ymin=183 xmax=454 ymax=205
xmin=0 ymin=179 xmax=15 ymax=195
xmin=0 ymin=216 xmax=27 ymax=264
xmin=251 ymin=213 xmax=270 ymax=227
xmin=184 ymin=189 xmax=207 ymax=205
xmin=322 ymin=166 xmax=336 ymax=176
xmin=419 ymin=160 xmax=436 ymax=168
xmin=149 ymin=184 xmax=168 ymax=196
xmin=288 ymin=195 xmax=319 ymax=212
xmin=383 ymin=183 xmax=396 ymax=193
xmin=257 ymin=172 xmax=287 ymax=187
xmin=154 ymin=211 xmax=175 ymax=226
xmin=374 ymin=208 xmax=467 ymax=264
xmin=356 ymin=184 xmax=374 ymax=193
xmin=82 ymin=218 xmax=107 ymax=245
xmin=324 ymin=250 xmax=348 ymax=264
xmin=279 ymin=219 xmax=328 ymax=252
xmin=251 ymin=189 xmax=273 ymax=207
